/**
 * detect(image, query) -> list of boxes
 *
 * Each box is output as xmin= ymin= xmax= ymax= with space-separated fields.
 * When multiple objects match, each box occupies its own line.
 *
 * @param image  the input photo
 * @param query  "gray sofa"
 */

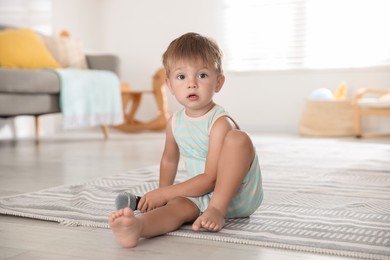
xmin=0 ymin=26 xmax=121 ymax=138
xmin=0 ymin=55 xmax=120 ymax=117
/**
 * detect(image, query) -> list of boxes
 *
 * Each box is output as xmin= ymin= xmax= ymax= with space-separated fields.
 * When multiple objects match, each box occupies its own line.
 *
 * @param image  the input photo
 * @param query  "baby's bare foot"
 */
xmin=192 ymin=206 xmax=225 ymax=232
xmin=108 ymin=208 xmax=142 ymax=248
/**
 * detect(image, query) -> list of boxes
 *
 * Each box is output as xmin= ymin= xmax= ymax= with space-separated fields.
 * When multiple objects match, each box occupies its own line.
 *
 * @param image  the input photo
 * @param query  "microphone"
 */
xmin=115 ymin=192 xmax=142 ymax=210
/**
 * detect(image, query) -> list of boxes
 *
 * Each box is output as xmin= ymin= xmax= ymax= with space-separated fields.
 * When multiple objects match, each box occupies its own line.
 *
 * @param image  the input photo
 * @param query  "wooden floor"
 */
xmin=2 ymin=129 xmax=385 ymax=260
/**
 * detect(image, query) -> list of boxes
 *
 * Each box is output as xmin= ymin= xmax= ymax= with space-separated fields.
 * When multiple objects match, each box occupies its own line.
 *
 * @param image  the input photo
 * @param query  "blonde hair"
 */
xmin=162 ymin=32 xmax=223 ymax=76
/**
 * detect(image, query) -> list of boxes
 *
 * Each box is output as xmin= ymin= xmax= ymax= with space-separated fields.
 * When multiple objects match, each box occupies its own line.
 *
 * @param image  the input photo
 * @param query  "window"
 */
xmin=0 ymin=0 xmax=52 ymax=35
xmin=222 ymin=0 xmax=390 ymax=71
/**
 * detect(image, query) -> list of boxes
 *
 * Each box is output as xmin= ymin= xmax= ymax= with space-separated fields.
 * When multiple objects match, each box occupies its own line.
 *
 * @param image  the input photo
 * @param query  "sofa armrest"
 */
xmin=86 ymin=54 xmax=120 ymax=77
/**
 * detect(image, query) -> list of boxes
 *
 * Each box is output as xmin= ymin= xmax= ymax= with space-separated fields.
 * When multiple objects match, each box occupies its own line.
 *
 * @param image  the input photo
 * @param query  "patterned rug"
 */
xmin=0 ymin=137 xmax=389 ymax=259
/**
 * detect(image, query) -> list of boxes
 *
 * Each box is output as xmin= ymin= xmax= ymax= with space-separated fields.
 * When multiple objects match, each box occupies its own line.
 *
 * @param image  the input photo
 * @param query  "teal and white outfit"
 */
xmin=172 ymin=104 xmax=263 ymax=218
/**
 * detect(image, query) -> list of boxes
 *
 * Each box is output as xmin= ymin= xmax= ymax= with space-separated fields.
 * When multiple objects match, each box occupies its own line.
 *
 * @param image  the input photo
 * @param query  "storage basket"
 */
xmin=299 ymin=100 xmax=354 ymax=136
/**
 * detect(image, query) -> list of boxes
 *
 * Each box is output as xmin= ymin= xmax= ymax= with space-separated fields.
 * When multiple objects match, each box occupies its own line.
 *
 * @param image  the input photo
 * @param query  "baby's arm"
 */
xmin=159 ymin=117 xmax=180 ymax=187
xmin=138 ymin=117 xmax=179 ymax=212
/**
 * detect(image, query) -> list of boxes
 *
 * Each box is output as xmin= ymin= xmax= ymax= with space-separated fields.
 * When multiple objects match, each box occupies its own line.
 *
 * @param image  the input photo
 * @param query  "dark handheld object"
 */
xmin=115 ymin=192 xmax=142 ymax=210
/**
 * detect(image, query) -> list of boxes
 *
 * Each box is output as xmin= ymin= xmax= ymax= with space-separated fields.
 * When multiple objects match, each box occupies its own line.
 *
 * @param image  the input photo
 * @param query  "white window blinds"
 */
xmin=0 ymin=0 xmax=52 ymax=34
xmin=222 ymin=0 xmax=390 ymax=71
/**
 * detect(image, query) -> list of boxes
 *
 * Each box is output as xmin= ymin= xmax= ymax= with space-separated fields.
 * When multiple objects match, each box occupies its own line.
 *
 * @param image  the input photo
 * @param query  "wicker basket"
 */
xmin=299 ymin=100 xmax=355 ymax=137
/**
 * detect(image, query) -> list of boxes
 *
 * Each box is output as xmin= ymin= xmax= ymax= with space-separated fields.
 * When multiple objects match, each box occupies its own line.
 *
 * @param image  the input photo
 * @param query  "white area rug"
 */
xmin=1 ymin=137 xmax=389 ymax=259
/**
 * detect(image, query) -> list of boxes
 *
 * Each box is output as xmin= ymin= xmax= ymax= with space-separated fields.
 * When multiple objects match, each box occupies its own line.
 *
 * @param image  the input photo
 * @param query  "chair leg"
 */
xmin=101 ymin=125 xmax=109 ymax=139
xmin=35 ymin=116 xmax=40 ymax=139
xmin=153 ymin=82 xmax=169 ymax=122
xmin=125 ymin=93 xmax=143 ymax=124
xmin=354 ymin=107 xmax=362 ymax=138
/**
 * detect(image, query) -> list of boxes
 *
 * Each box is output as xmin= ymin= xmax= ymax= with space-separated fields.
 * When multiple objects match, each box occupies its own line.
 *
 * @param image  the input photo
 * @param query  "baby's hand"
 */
xmin=138 ymin=188 xmax=168 ymax=213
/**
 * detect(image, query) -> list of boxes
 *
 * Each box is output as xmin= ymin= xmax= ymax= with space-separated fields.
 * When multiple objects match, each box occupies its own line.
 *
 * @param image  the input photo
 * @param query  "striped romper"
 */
xmin=172 ymin=104 xmax=263 ymax=218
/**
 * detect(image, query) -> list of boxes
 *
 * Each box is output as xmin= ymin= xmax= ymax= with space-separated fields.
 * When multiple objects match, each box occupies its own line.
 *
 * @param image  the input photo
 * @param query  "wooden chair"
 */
xmin=114 ymin=68 xmax=169 ymax=132
xmin=354 ymin=88 xmax=390 ymax=138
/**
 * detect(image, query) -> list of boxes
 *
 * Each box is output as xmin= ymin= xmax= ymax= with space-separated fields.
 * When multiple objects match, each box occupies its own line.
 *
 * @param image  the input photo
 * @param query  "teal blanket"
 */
xmin=53 ymin=69 xmax=124 ymax=129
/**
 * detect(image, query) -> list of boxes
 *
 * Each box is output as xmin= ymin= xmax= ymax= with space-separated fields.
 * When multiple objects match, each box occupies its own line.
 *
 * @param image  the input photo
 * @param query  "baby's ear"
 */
xmin=215 ymin=74 xmax=225 ymax=93
xmin=165 ymin=78 xmax=174 ymax=94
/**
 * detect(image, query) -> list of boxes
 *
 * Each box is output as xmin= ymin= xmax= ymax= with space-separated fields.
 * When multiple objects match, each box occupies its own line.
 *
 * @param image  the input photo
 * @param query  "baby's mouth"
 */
xmin=187 ymin=94 xmax=199 ymax=101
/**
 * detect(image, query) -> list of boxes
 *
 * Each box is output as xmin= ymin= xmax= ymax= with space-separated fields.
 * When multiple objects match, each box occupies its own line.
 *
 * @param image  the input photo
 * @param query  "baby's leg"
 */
xmin=192 ymin=130 xmax=254 ymax=232
xmin=109 ymin=197 xmax=199 ymax=247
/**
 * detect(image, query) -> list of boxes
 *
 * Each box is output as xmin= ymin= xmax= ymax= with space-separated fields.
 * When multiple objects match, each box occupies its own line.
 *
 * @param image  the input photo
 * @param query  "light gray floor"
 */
xmin=2 ymin=129 xmax=381 ymax=259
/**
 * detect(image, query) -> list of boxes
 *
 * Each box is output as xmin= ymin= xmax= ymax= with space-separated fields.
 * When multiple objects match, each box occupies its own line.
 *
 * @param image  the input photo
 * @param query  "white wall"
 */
xmin=98 ymin=0 xmax=224 ymax=86
xmin=51 ymin=0 xmax=104 ymax=52
xmin=1 ymin=0 xmax=389 ymax=139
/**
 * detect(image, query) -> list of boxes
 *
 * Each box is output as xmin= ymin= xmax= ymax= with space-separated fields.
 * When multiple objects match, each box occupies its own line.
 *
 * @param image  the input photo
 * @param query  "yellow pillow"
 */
xmin=0 ymin=28 xmax=61 ymax=69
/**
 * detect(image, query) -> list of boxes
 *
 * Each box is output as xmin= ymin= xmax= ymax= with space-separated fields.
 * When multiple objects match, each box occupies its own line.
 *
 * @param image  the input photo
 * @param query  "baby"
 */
xmin=109 ymin=32 xmax=263 ymax=248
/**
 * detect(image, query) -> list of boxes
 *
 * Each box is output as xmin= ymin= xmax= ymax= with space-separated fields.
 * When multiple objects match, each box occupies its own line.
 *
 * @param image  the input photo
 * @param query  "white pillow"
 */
xmin=379 ymin=93 xmax=390 ymax=102
xmin=40 ymin=34 xmax=88 ymax=69
xmin=358 ymin=98 xmax=390 ymax=108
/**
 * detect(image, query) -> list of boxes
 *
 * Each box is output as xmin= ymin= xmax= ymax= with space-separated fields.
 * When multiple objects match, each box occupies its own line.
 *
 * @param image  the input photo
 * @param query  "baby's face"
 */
xmin=166 ymin=59 xmax=225 ymax=117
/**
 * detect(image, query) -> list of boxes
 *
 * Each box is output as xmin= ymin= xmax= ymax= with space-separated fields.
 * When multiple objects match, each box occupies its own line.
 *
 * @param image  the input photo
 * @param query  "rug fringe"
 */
xmin=167 ymin=231 xmax=389 ymax=260
xmin=0 ymin=208 xmax=109 ymax=229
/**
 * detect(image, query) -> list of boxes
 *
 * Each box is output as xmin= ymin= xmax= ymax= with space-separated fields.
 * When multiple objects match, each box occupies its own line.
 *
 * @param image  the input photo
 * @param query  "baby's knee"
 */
xmin=224 ymin=130 xmax=253 ymax=149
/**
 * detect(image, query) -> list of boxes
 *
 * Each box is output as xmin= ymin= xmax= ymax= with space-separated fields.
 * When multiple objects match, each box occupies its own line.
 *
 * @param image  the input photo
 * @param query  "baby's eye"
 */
xmin=176 ymin=74 xmax=185 ymax=80
xmin=198 ymin=73 xmax=208 ymax=79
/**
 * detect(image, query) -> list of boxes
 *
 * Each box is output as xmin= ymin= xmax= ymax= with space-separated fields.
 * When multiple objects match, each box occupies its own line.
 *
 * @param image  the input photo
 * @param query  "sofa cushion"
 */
xmin=0 ymin=28 xmax=61 ymax=69
xmin=0 ymin=69 xmax=60 ymax=94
